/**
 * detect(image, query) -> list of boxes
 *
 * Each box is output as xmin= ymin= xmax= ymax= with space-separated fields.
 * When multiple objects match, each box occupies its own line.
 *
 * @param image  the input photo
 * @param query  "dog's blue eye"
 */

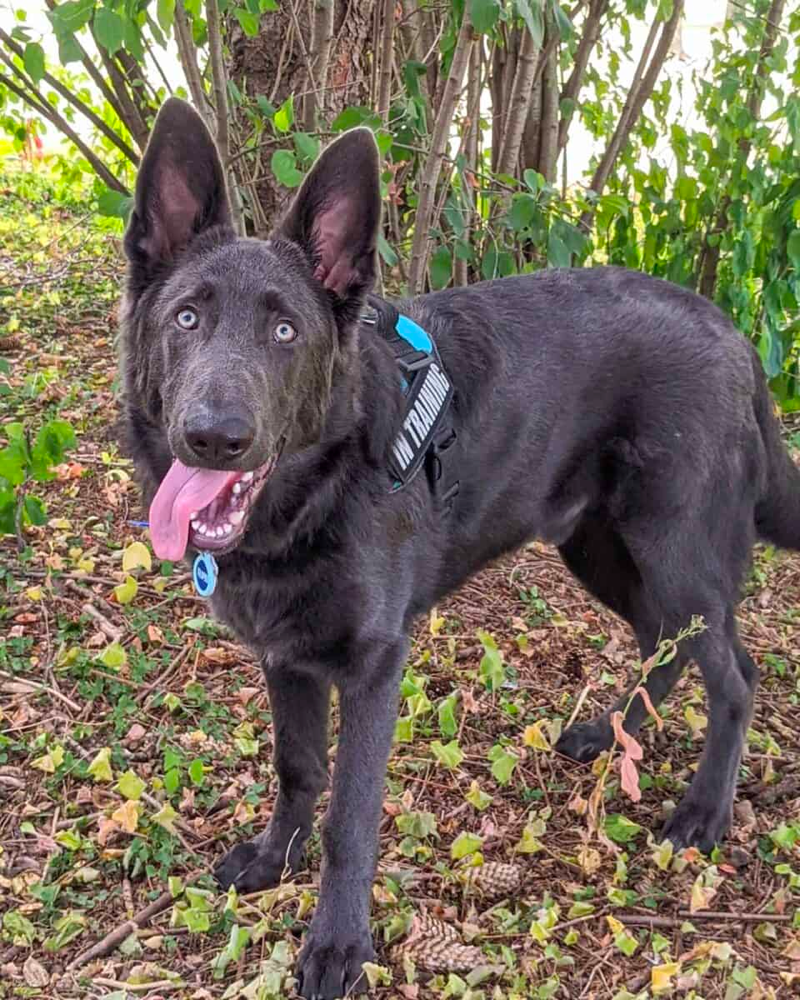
xmin=274 ymin=321 xmax=297 ymax=344
xmin=176 ymin=308 xmax=198 ymax=330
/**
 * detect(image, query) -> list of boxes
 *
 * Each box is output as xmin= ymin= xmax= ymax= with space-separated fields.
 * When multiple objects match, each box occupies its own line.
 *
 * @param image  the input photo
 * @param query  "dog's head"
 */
xmin=121 ymin=98 xmax=381 ymax=561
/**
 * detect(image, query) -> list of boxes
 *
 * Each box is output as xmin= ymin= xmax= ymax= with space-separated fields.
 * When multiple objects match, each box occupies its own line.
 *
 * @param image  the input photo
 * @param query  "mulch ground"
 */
xmin=1 ymin=183 xmax=798 ymax=1000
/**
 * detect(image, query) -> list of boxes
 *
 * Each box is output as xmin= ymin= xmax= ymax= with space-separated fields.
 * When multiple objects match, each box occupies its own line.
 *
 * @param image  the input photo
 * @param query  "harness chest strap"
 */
xmin=360 ymin=296 xmax=459 ymax=511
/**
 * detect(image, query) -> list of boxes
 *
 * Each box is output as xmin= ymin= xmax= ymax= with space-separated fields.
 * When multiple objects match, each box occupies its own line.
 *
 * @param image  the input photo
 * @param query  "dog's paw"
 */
xmin=214 ymin=840 xmax=286 ymax=894
xmin=662 ymin=796 xmax=732 ymax=855
xmin=555 ymin=717 xmax=613 ymax=763
xmin=296 ymin=921 xmax=374 ymax=1000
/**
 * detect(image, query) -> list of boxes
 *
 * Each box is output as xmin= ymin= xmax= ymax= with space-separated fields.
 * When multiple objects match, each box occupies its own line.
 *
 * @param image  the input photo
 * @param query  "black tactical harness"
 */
xmin=360 ymin=295 xmax=460 ymax=513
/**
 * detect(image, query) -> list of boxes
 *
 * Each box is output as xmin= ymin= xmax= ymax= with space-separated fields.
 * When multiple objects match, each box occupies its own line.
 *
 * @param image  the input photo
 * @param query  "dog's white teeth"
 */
xmin=242 ymin=471 xmax=254 ymax=482
xmin=191 ymin=519 xmax=201 ymax=530
xmin=232 ymin=482 xmax=242 ymax=495
xmin=216 ymin=527 xmax=225 ymax=538
xmin=197 ymin=524 xmax=208 ymax=535
xmin=229 ymin=510 xmax=244 ymax=525
xmin=223 ymin=523 xmax=233 ymax=535
xmin=189 ymin=510 xmax=198 ymax=520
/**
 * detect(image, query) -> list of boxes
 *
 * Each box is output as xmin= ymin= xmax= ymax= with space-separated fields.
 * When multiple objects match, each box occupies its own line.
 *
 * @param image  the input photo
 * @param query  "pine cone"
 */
xmin=392 ymin=913 xmax=483 ymax=972
xmin=460 ymin=861 xmax=522 ymax=901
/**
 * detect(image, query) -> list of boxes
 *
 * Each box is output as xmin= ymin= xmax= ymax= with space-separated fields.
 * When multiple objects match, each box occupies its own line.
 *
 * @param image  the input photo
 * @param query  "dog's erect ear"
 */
xmin=276 ymin=127 xmax=381 ymax=304
xmin=124 ymin=98 xmax=231 ymax=278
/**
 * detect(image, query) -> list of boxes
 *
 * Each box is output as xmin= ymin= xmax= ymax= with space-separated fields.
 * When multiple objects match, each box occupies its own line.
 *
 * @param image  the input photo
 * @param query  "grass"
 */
xmin=1 ymin=172 xmax=799 ymax=1000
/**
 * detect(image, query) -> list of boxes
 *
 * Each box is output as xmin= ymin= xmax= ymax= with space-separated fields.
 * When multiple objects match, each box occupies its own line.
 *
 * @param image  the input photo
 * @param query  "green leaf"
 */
xmin=3 ymin=909 xmax=36 ymax=946
xmin=94 ymin=7 xmax=125 ymax=54
xmin=152 ymin=801 xmax=179 ymax=834
xmin=508 ymin=193 xmax=538 ymax=231
xmin=117 ymin=769 xmax=146 ymax=800
xmin=48 ymin=0 xmax=94 ymax=37
xmin=396 ymin=810 xmax=438 ymax=839
xmin=604 ymin=814 xmax=642 ymax=844
xmin=465 ymin=780 xmax=492 ymax=811
xmin=438 ymin=693 xmax=458 ymax=737
xmin=188 ymin=758 xmax=205 ymax=786
xmin=517 ymin=0 xmax=544 ymax=47
xmin=97 ymin=187 xmax=134 ymax=220
xmin=378 ymin=233 xmax=398 ymax=266
xmin=156 ymin=0 xmax=175 ymax=31
xmin=470 ymin=0 xmax=501 ymax=34
xmin=233 ymin=7 xmax=259 ymax=35
xmin=431 ymin=739 xmax=464 ymax=769
xmin=274 ymin=95 xmax=294 ymax=133
xmin=44 ymin=911 xmax=86 ymax=952
xmin=488 ymin=744 xmax=518 ymax=785
xmin=429 ymin=246 xmax=452 ymax=290
xmin=477 ymin=629 xmax=505 ymax=691
xmin=787 ymin=230 xmax=800 ymax=270
xmin=293 ymin=130 xmax=320 ymax=163
xmin=98 ymin=642 xmax=127 ymax=670
xmin=551 ymin=1 xmax=574 ymax=39
xmin=23 ymin=495 xmax=46 ymax=526
xmin=451 ymin=831 xmax=483 ymax=859
xmin=87 ymin=747 xmax=114 ymax=783
xmin=23 ymin=42 xmax=45 ymax=84
xmin=271 ymin=149 xmax=304 ymax=188
xmin=547 ymin=231 xmax=570 ymax=268
xmin=331 ymin=106 xmax=381 ymax=132
xmin=114 ymin=575 xmax=138 ymax=605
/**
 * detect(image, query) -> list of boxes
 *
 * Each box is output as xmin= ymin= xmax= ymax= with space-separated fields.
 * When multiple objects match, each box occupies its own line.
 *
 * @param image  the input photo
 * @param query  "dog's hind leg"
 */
xmin=215 ymin=665 xmax=330 ymax=893
xmin=556 ymin=510 xmax=689 ymax=762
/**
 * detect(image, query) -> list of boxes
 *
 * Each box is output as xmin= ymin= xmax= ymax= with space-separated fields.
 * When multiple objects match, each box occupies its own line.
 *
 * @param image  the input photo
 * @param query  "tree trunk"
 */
xmin=228 ymin=0 xmax=373 ymax=235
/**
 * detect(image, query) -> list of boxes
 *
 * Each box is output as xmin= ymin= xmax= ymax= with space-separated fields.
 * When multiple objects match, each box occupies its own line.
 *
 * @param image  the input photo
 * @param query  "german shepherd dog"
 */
xmin=121 ymin=98 xmax=800 ymax=998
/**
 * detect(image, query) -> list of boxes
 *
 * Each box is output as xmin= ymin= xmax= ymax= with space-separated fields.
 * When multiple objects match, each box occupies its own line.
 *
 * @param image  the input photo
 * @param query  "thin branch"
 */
xmin=455 ymin=40 xmax=482 ymax=286
xmin=0 ymin=28 xmax=139 ymax=165
xmin=377 ymin=0 xmax=395 ymax=120
xmin=495 ymin=22 xmax=539 ymax=177
xmin=206 ymin=0 xmax=244 ymax=235
xmin=304 ymin=0 xmax=336 ymax=130
xmin=698 ymin=0 xmax=787 ymax=296
xmin=173 ymin=0 xmax=213 ymax=131
xmin=558 ymin=0 xmax=608 ymax=151
xmin=578 ymin=0 xmax=684 ymax=235
xmin=0 ymin=70 xmax=129 ymax=194
xmin=408 ymin=8 xmax=475 ymax=294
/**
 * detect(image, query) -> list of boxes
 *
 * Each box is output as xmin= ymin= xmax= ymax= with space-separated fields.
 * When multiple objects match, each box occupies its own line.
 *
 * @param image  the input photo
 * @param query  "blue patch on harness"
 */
xmin=395 ymin=314 xmax=432 ymax=353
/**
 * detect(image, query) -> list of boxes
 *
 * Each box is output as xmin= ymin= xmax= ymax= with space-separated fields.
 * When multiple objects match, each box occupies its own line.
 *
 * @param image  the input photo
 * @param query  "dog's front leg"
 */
xmin=297 ymin=638 xmax=406 ymax=1000
xmin=215 ymin=665 xmax=330 ymax=893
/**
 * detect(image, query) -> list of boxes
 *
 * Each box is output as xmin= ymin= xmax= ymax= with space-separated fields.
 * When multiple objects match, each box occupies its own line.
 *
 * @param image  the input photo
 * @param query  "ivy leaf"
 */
xmin=114 ymin=575 xmax=138 ymax=605
xmin=110 ymin=799 xmax=140 ymax=834
xmin=117 ymin=769 xmax=146 ymax=800
xmin=152 ymin=802 xmax=179 ymax=834
xmin=87 ymin=747 xmax=114 ymax=783
xmin=465 ymin=780 xmax=493 ymax=811
xmin=293 ymin=131 xmax=320 ymax=163
xmin=451 ymin=831 xmax=483 ymax=859
xmin=487 ymin=744 xmax=518 ymax=785
xmin=23 ymin=495 xmax=47 ymax=526
xmin=23 ymin=43 xmax=46 ymax=84
xmin=98 ymin=642 xmax=127 ymax=670
xmin=604 ymin=813 xmax=642 ymax=844
xmin=431 ymin=739 xmax=464 ymax=769
xmin=122 ymin=541 xmax=152 ymax=573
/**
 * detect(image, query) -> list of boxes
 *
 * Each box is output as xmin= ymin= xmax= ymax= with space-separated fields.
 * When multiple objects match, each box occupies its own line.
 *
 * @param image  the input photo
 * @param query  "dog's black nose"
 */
xmin=184 ymin=413 xmax=255 ymax=465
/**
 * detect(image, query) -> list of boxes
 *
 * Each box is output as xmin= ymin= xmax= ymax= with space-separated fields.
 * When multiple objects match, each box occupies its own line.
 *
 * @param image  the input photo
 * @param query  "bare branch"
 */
xmin=304 ymin=0 xmax=336 ymax=129
xmin=206 ymin=0 xmax=244 ymax=235
xmin=174 ymin=1 xmax=213 ymax=131
xmin=495 ymin=24 xmax=539 ymax=177
xmin=578 ymin=0 xmax=684 ymax=235
xmin=377 ymin=0 xmax=395 ymax=119
xmin=0 ymin=70 xmax=129 ymax=194
xmin=0 ymin=28 xmax=139 ymax=165
xmin=408 ymin=8 xmax=475 ymax=294
xmin=558 ymin=0 xmax=610 ymax=152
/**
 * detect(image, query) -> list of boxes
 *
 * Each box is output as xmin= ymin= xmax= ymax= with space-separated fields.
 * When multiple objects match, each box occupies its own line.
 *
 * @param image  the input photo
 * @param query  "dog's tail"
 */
xmin=753 ymin=352 xmax=800 ymax=550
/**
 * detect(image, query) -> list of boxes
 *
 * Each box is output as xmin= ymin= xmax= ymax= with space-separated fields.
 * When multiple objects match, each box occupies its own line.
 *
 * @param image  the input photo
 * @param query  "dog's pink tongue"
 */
xmin=149 ymin=460 xmax=233 ymax=561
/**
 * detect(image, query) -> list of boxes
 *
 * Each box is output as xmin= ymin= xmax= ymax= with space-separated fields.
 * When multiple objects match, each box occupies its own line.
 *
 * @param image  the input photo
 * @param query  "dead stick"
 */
xmin=67 ymin=869 xmax=204 ymax=971
xmin=617 ymin=910 xmax=791 ymax=929
xmin=0 ymin=669 xmax=82 ymax=713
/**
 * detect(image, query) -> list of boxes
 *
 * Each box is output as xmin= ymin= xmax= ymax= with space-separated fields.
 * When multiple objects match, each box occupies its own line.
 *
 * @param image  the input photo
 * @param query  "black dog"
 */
xmin=120 ymin=98 xmax=800 ymax=998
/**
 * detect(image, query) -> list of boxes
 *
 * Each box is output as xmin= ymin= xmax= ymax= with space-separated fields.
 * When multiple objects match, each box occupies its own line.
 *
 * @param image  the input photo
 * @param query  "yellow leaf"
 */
xmin=122 ymin=541 xmax=152 ymax=573
xmin=606 ymin=915 xmax=624 ymax=936
xmin=114 ymin=575 xmax=138 ymax=605
xmin=523 ymin=721 xmax=551 ymax=751
xmin=151 ymin=802 xmax=179 ymax=834
xmin=651 ymin=962 xmax=681 ymax=994
xmin=31 ymin=744 xmax=65 ymax=773
xmin=684 ymin=705 xmax=707 ymax=739
xmin=111 ymin=800 xmax=139 ymax=834
xmin=25 ymin=587 xmax=43 ymax=601
xmin=76 ymin=557 xmax=95 ymax=573
xmin=87 ymin=747 xmax=114 ymax=783
xmin=48 ymin=518 xmax=72 ymax=530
